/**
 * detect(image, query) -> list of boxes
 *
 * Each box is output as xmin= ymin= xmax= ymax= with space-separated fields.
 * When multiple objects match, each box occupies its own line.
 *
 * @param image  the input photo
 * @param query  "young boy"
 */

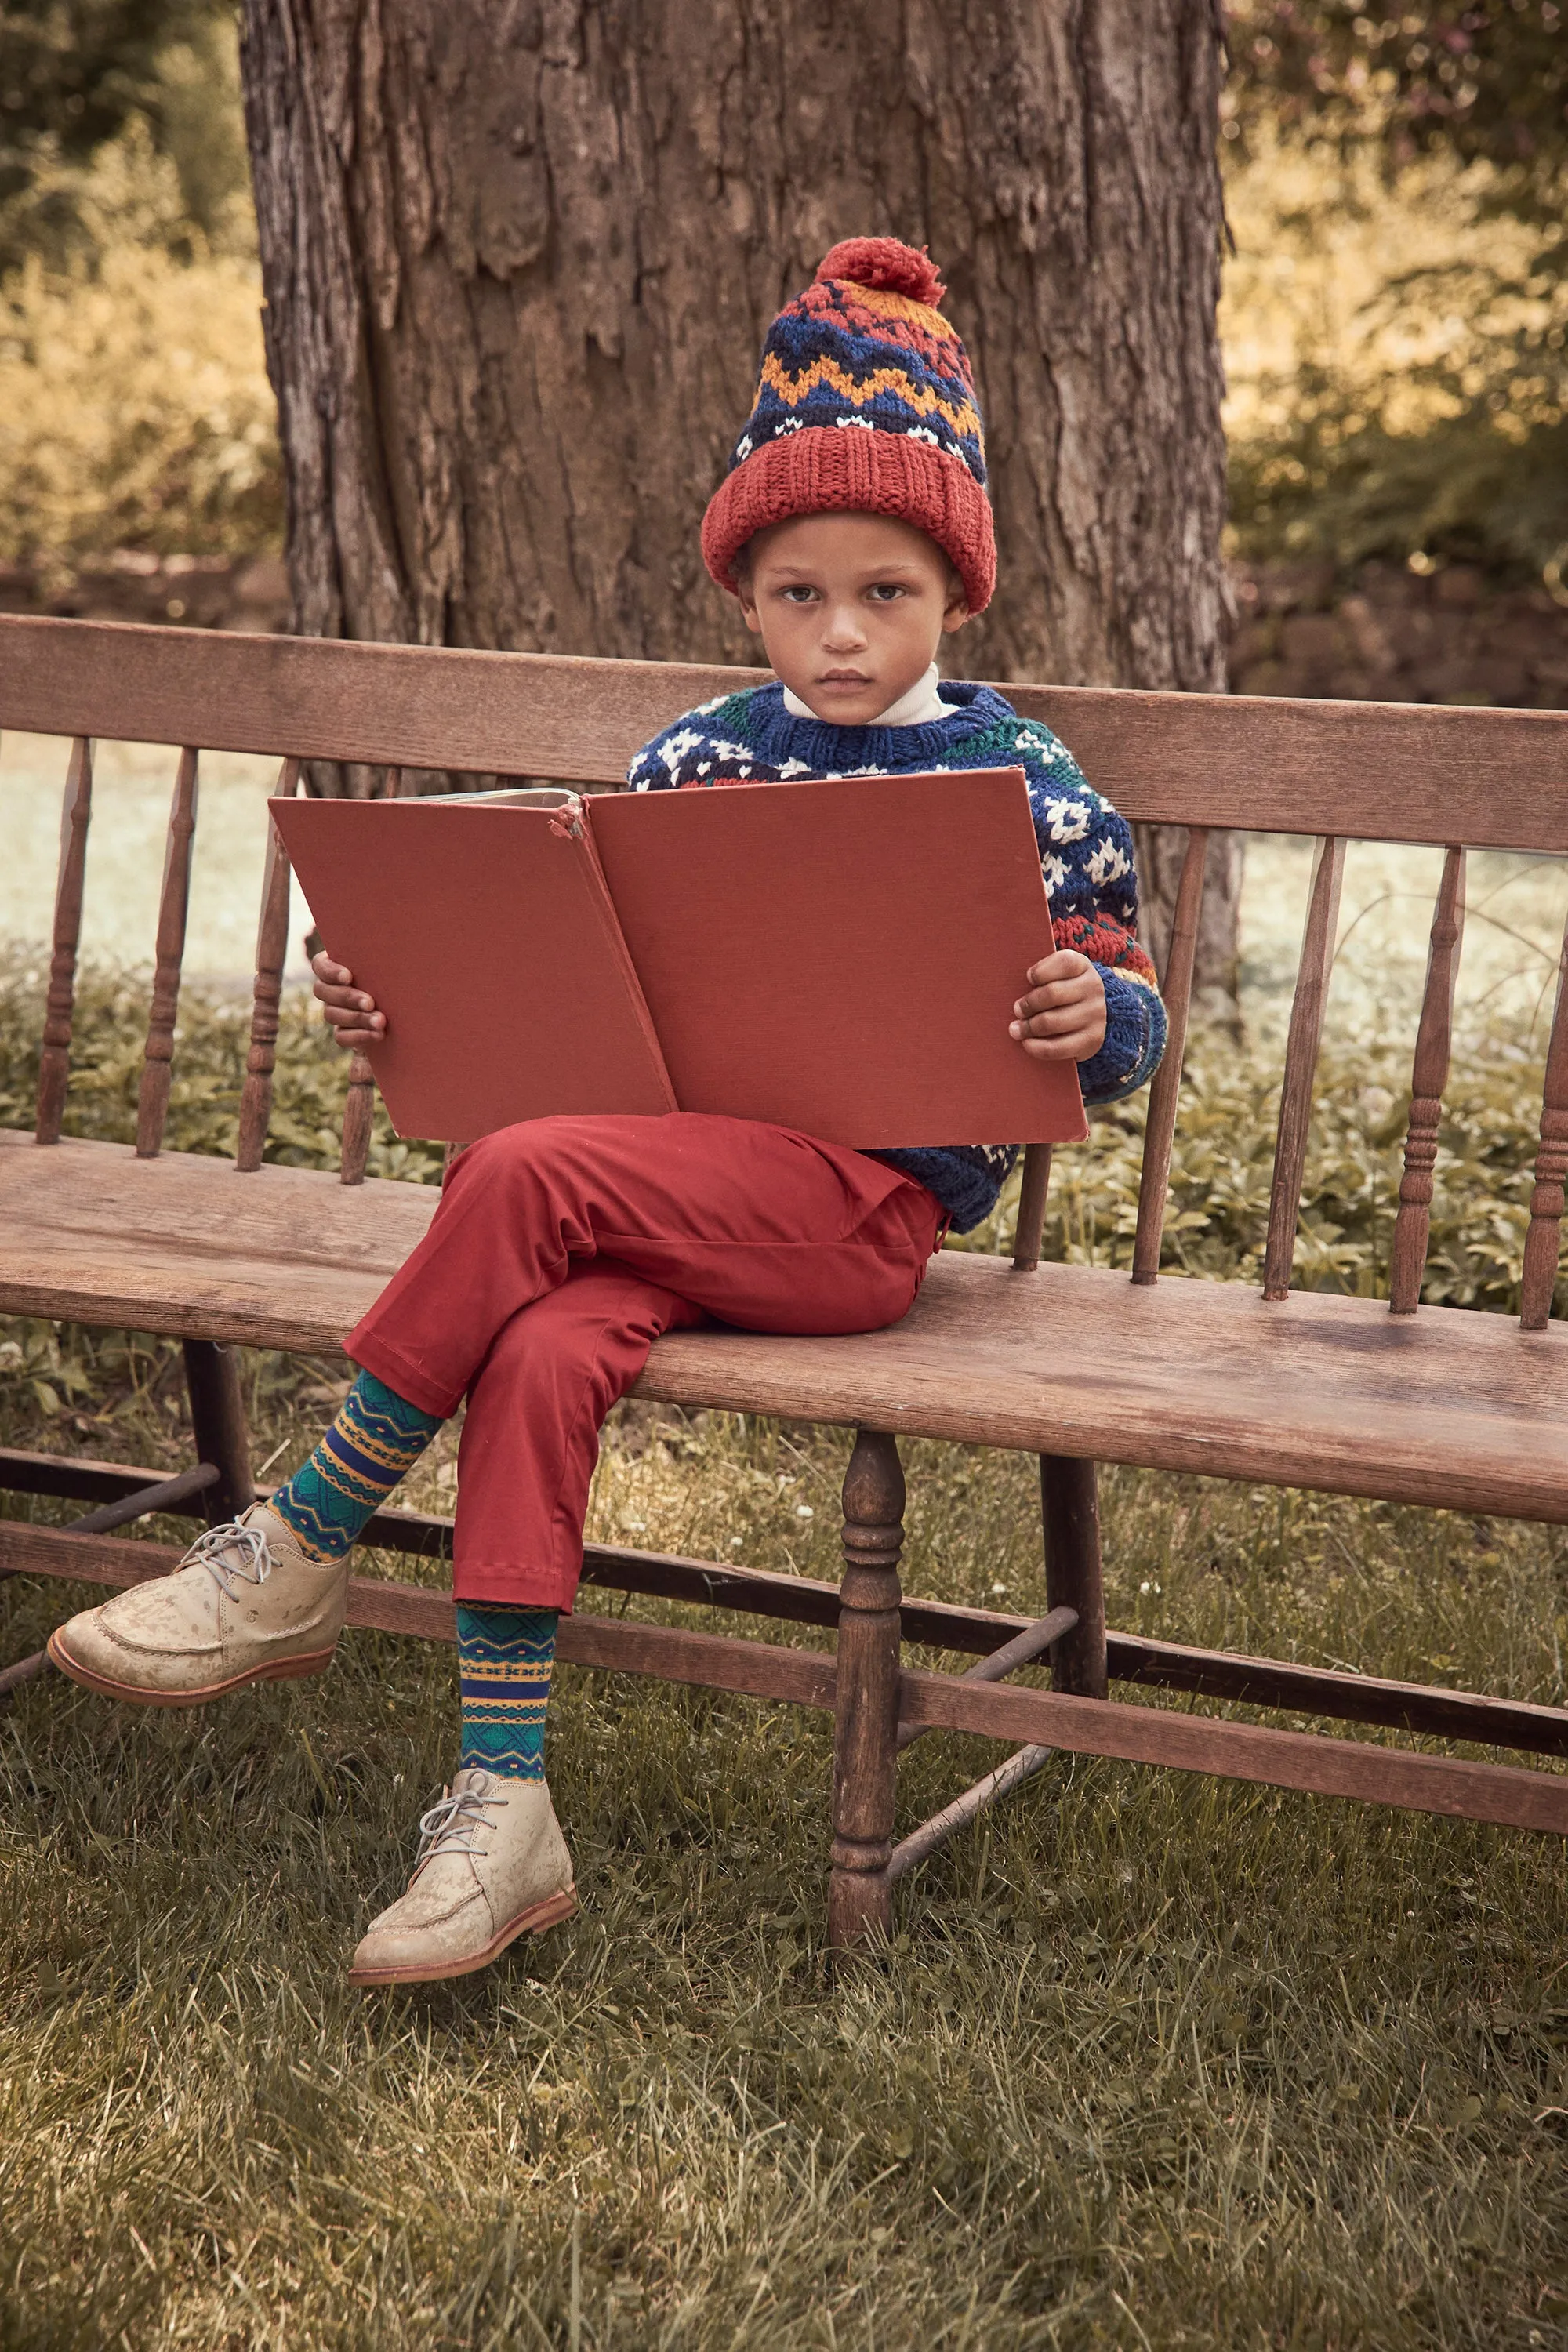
xmin=49 ymin=238 xmax=1167 ymax=1985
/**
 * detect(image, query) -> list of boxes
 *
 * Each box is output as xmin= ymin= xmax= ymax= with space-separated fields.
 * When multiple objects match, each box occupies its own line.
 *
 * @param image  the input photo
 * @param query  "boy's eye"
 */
xmin=779 ymin=585 xmax=819 ymax=604
xmin=866 ymin=583 xmax=908 ymax=603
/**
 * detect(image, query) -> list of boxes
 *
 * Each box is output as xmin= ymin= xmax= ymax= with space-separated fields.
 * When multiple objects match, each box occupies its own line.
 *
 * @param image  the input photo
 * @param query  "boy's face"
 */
xmin=735 ymin=512 xmax=969 ymax=727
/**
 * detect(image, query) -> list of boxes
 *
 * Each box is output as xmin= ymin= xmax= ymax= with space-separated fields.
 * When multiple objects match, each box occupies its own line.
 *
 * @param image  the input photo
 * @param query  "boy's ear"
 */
xmin=731 ymin=550 xmax=764 ymax=636
xmin=941 ymin=588 xmax=971 ymax=635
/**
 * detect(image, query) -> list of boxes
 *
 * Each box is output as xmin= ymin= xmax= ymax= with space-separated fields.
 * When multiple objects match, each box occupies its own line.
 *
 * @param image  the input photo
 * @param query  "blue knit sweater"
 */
xmin=628 ymin=681 xmax=1167 ymax=1231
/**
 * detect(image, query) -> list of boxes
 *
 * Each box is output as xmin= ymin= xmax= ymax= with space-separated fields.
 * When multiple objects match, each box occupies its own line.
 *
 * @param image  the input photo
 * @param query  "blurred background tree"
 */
xmin=0 ymin=1 xmax=279 ymax=577
xmin=0 ymin=0 xmax=251 ymax=271
xmin=1222 ymin=2 xmax=1568 ymax=588
xmin=1225 ymin=1 xmax=1566 ymax=187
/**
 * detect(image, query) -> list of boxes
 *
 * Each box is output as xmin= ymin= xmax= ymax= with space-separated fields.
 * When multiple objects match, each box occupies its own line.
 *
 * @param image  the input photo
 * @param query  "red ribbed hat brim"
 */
xmin=702 ymin=426 xmax=996 ymax=616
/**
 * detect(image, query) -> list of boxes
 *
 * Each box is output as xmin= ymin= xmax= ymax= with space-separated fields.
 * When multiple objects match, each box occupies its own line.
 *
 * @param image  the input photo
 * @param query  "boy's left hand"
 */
xmin=1010 ymin=949 xmax=1107 ymax=1062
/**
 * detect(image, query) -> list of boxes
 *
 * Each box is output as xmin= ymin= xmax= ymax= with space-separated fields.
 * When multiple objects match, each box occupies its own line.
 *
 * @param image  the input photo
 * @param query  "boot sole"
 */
xmin=347 ymin=1888 xmax=579 ymax=1986
xmin=45 ymin=1631 xmax=338 ymax=1708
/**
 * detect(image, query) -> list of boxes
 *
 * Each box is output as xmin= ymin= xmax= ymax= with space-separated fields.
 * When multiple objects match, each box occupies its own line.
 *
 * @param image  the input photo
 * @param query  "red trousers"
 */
xmin=346 ymin=1114 xmax=945 ymax=1610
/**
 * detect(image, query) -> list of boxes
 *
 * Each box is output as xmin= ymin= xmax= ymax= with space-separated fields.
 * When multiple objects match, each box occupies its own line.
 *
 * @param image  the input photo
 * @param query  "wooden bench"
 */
xmin=6 ymin=610 xmax=1568 ymax=1953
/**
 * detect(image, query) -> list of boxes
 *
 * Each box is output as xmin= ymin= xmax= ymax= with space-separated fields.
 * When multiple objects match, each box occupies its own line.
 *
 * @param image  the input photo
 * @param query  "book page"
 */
xmin=587 ymin=768 xmax=1087 ymax=1149
xmin=271 ymin=796 xmax=675 ymax=1142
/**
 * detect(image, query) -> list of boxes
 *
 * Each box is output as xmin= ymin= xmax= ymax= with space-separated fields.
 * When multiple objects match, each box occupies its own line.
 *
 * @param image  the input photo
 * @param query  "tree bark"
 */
xmin=239 ymin=0 xmax=1237 ymax=1000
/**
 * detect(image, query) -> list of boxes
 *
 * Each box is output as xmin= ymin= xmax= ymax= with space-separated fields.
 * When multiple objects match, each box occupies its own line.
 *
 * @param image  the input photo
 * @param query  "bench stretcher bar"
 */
xmin=6 ymin=1441 xmax=1568 ymax=1758
xmin=4 ymin=1519 xmax=1567 ymax=1839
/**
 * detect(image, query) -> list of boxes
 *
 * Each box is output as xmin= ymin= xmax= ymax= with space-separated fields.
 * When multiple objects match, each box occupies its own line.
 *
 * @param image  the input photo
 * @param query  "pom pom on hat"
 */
xmin=701 ymin=235 xmax=996 ymax=615
xmin=815 ymin=238 xmax=946 ymax=308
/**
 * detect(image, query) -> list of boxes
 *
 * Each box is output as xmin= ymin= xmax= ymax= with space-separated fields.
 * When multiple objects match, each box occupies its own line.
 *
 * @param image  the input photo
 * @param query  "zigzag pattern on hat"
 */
xmin=739 ymin=281 xmax=985 ymax=481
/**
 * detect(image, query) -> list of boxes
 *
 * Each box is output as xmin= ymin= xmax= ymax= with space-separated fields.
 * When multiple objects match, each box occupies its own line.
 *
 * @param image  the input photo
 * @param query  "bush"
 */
xmin=0 ymin=120 xmax=281 ymax=575
xmin=1229 ymin=383 xmax=1568 ymax=585
xmin=0 ymin=951 xmax=438 ymax=1186
xmin=967 ymin=1022 xmax=1557 ymax=1315
xmin=1221 ymin=138 xmax=1568 ymax=582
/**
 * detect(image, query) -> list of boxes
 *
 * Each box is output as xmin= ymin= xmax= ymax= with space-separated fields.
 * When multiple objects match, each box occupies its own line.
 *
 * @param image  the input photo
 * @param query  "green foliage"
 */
xmin=971 ymin=1014 xmax=1559 ymax=1318
xmin=0 ymin=0 xmax=249 ymax=275
xmin=0 ymin=951 xmax=440 ymax=1184
xmin=1228 ymin=371 xmax=1568 ymax=580
xmin=0 ymin=7 xmax=277 ymax=568
xmin=1225 ymin=3 xmax=1568 ymax=207
xmin=1222 ymin=11 xmax=1568 ymax=583
xmin=0 ymin=200 xmax=283 ymax=567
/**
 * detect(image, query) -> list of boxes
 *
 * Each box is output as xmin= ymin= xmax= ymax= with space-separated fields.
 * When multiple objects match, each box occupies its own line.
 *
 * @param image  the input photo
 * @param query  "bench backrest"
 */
xmin=8 ymin=612 xmax=1568 ymax=1327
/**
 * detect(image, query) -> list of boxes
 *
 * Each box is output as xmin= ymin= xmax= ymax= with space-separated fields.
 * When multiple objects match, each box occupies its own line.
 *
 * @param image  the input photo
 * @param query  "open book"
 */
xmin=271 ymin=768 xmax=1088 ymax=1149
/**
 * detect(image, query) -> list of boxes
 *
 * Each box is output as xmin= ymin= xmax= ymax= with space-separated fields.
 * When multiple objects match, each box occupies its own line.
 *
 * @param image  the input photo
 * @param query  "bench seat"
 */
xmin=9 ymin=1129 xmax=1568 ymax=1526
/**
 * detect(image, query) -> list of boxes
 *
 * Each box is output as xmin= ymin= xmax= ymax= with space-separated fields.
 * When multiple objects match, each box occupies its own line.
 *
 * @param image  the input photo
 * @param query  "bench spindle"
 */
xmin=236 ymin=758 xmax=301 ymax=1173
xmin=182 ymin=1338 xmax=255 ymax=1524
xmin=1388 ymin=845 xmax=1466 ymax=1316
xmin=1263 ymin=835 xmax=1346 ymax=1301
xmin=1519 ymin=909 xmax=1568 ymax=1330
xmin=828 ymin=1428 xmax=905 ymax=1952
xmin=135 ymin=747 xmax=199 ymax=1160
xmin=1132 ymin=824 xmax=1210 ymax=1284
xmin=340 ymin=1058 xmax=376 ymax=1185
xmin=337 ymin=768 xmax=407 ymax=1185
xmin=35 ymin=735 xmax=93 ymax=1146
xmin=1011 ymin=1143 xmax=1053 ymax=1271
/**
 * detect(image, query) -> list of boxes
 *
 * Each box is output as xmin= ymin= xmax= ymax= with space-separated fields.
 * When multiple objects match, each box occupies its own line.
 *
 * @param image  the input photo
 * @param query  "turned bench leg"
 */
xmin=182 ymin=1340 xmax=255 ymax=1526
xmin=1040 ymin=1454 xmax=1107 ymax=1699
xmin=828 ymin=1428 xmax=906 ymax=1954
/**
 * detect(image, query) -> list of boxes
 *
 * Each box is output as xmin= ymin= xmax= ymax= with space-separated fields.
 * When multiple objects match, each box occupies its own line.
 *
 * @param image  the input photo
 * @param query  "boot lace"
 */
xmin=181 ymin=1519 xmax=275 ymax=1599
xmin=417 ymin=1782 xmax=503 ymax=1864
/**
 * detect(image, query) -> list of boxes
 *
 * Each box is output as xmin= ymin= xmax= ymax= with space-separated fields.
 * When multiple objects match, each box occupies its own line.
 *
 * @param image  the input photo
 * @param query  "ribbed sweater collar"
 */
xmin=739 ymin=680 xmax=1014 ymax=775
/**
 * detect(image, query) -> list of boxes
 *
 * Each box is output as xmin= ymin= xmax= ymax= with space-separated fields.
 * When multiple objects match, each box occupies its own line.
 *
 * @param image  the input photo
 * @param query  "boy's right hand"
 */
xmin=311 ymin=950 xmax=386 ymax=1051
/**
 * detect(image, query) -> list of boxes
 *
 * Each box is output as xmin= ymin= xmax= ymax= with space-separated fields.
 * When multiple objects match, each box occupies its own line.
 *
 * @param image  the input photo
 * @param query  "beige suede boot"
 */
xmin=349 ymin=1769 xmax=577 ymax=1986
xmin=47 ymin=1503 xmax=347 ymax=1705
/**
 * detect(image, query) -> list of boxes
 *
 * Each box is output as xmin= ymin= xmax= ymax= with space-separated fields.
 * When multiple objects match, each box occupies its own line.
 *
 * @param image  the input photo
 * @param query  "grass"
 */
xmin=4 ymin=963 xmax=1568 ymax=2347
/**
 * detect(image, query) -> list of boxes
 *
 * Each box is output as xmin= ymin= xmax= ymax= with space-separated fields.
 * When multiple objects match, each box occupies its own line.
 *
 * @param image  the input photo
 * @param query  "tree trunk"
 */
xmin=239 ymin=0 xmax=1238 ymax=1000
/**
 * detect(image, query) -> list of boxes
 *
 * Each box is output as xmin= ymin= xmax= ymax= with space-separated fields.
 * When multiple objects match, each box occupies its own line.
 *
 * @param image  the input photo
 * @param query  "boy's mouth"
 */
xmin=817 ymin=670 xmax=872 ymax=688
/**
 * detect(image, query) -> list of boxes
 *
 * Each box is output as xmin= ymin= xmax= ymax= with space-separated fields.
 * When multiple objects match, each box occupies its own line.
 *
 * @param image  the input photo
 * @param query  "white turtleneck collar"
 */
xmin=782 ymin=662 xmax=949 ymax=728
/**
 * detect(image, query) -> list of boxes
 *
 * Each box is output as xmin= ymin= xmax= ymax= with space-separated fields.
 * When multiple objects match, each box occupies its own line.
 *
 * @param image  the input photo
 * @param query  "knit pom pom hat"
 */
xmin=701 ymin=236 xmax=996 ymax=616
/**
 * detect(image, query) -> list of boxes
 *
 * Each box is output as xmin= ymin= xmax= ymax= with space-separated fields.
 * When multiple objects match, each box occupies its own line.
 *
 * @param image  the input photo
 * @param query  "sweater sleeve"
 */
xmin=1076 ymin=967 xmax=1168 ymax=1103
xmin=1019 ymin=728 xmax=1168 ymax=1105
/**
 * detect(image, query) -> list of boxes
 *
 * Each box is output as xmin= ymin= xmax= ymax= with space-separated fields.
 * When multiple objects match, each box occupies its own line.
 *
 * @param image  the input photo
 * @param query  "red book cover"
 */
xmin=270 ymin=797 xmax=676 ymax=1142
xmin=272 ymin=767 xmax=1089 ymax=1149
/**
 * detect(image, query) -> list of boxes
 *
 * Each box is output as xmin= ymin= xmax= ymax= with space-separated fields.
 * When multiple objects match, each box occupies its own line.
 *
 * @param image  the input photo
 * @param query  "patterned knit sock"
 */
xmin=270 ymin=1370 xmax=444 ymax=1564
xmin=456 ymin=1603 xmax=558 ymax=1782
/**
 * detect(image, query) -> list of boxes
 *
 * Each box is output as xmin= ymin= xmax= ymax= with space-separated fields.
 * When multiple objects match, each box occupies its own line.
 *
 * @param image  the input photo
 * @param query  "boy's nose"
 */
xmin=820 ymin=604 xmax=869 ymax=652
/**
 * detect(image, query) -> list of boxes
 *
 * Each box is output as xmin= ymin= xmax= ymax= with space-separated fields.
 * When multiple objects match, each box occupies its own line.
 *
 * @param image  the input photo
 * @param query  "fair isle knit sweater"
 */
xmin=628 ymin=681 xmax=1167 ymax=1232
